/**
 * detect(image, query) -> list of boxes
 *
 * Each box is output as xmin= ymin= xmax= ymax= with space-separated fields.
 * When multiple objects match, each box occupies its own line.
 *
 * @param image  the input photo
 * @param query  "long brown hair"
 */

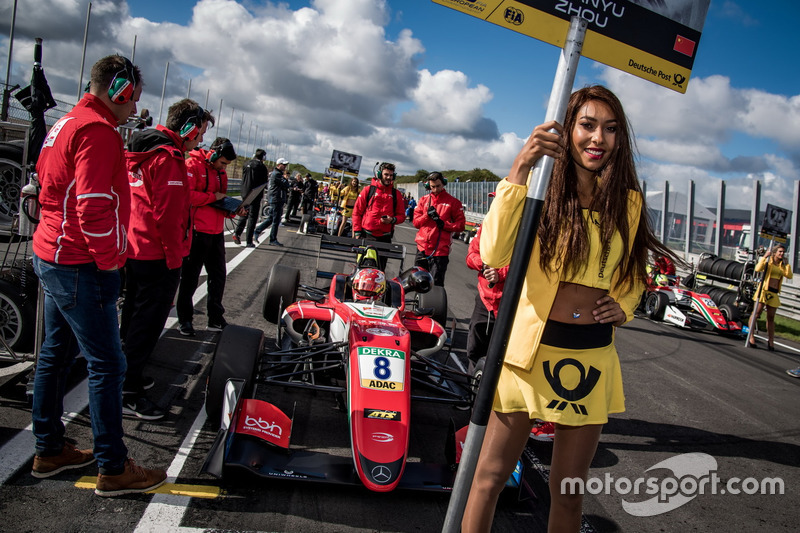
xmin=537 ymin=85 xmax=673 ymax=290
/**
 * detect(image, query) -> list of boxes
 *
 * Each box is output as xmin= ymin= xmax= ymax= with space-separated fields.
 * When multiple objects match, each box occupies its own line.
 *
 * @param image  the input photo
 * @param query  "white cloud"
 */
xmin=401 ymin=69 xmax=498 ymax=139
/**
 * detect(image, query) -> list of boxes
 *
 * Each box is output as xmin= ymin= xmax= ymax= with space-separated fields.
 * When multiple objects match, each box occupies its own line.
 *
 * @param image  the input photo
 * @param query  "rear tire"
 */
xmin=205 ymin=325 xmax=264 ymax=429
xmin=416 ymin=285 xmax=448 ymax=327
xmin=262 ymin=264 xmax=300 ymax=323
xmin=645 ymin=291 xmax=669 ymax=320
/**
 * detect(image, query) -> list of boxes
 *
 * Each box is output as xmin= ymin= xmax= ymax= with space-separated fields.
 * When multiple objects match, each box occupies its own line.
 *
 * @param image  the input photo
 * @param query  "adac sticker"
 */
xmin=358 ymin=347 xmax=405 ymax=391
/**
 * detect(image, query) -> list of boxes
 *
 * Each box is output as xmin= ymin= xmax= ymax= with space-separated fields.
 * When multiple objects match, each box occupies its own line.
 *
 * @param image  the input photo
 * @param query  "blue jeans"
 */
xmin=255 ymin=201 xmax=284 ymax=242
xmin=32 ymin=255 xmax=128 ymax=475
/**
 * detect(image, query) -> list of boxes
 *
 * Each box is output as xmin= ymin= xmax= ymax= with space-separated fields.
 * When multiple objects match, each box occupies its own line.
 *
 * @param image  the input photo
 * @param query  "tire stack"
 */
xmin=695 ymin=284 xmax=738 ymax=308
xmin=697 ymin=255 xmax=752 ymax=281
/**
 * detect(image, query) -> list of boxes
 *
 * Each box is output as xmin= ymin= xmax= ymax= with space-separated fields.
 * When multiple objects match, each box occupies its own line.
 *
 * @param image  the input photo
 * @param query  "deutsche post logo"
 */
xmin=504 ymin=6 xmax=524 ymax=25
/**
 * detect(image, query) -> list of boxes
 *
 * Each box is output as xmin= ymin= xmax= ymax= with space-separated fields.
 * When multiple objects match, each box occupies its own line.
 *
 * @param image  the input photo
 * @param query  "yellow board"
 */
xmin=432 ymin=0 xmax=706 ymax=94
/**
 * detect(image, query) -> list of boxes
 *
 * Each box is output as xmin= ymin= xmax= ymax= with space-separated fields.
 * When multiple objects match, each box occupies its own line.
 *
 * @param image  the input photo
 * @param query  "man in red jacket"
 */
xmin=31 ymin=55 xmax=167 ymax=495
xmin=351 ymin=162 xmax=406 ymax=270
xmin=176 ymin=137 xmax=238 ymax=336
xmin=120 ymin=99 xmax=211 ymax=420
xmin=413 ymin=172 xmax=465 ymax=286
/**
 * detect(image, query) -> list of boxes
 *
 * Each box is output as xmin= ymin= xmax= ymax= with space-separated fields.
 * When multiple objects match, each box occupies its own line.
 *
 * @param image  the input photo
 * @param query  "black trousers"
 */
xmin=466 ymin=292 xmax=495 ymax=364
xmin=285 ymin=195 xmax=301 ymax=221
xmin=414 ymin=250 xmax=450 ymax=286
xmin=235 ymin=196 xmax=262 ymax=245
xmin=176 ymin=231 xmax=226 ymax=325
xmin=120 ymin=258 xmax=181 ymax=394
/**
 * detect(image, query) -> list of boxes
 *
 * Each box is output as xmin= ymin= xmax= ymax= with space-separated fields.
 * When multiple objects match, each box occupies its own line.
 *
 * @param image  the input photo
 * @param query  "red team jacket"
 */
xmin=466 ymin=226 xmax=507 ymax=314
xmin=125 ymin=126 xmax=191 ymax=270
xmin=185 ymin=149 xmax=233 ymax=235
xmin=413 ymin=189 xmax=466 ymax=257
xmin=33 ymin=94 xmax=130 ymax=270
xmin=351 ymin=178 xmax=406 ymax=237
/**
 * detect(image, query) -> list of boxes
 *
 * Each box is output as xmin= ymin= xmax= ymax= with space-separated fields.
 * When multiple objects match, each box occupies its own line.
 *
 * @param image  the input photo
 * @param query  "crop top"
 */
xmin=560 ymin=209 xmax=624 ymax=291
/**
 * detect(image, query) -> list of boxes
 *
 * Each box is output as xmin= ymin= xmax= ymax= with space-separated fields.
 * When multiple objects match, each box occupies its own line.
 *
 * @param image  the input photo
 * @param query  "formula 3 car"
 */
xmin=640 ymin=273 xmax=743 ymax=335
xmin=202 ymin=235 xmax=532 ymax=494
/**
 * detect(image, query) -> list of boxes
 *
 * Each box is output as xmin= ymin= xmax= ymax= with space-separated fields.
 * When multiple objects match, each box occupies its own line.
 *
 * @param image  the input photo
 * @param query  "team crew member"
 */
xmin=413 ymin=172 xmax=465 ymax=286
xmin=465 ymin=226 xmax=507 ymax=371
xmin=351 ymin=162 xmax=405 ymax=243
xmin=749 ymin=245 xmax=792 ymax=350
xmin=233 ymin=148 xmax=268 ymax=247
xmin=176 ymin=137 xmax=239 ymax=337
xmin=121 ymin=99 xmax=210 ymax=420
xmin=462 ymin=86 xmax=674 ymax=532
xmin=30 ymin=55 xmax=167 ymax=495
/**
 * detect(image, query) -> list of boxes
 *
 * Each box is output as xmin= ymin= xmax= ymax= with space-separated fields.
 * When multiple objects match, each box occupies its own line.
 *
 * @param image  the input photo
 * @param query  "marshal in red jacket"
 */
xmin=125 ymin=126 xmax=191 ymax=270
xmin=33 ymin=93 xmax=130 ymax=270
xmin=185 ymin=148 xmax=233 ymax=235
xmin=413 ymin=189 xmax=466 ymax=257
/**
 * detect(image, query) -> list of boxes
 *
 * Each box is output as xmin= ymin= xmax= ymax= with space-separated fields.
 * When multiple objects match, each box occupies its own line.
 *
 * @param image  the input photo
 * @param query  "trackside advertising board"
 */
xmin=431 ymin=0 xmax=709 ymax=93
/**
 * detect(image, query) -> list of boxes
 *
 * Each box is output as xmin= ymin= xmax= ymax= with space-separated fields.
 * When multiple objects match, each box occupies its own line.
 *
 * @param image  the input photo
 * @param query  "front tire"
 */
xmin=262 ymin=264 xmax=300 ymax=323
xmin=718 ymin=303 xmax=741 ymax=324
xmin=205 ymin=325 xmax=264 ymax=429
xmin=644 ymin=291 xmax=669 ymax=320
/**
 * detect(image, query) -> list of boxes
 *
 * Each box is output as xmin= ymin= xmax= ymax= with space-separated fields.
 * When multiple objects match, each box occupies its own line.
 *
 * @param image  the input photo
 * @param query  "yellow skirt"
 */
xmin=494 ymin=320 xmax=625 ymax=425
xmin=756 ymin=289 xmax=781 ymax=308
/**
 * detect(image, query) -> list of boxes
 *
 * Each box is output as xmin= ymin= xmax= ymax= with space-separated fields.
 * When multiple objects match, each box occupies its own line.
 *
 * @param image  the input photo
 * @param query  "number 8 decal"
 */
xmin=373 ymin=356 xmax=391 ymax=380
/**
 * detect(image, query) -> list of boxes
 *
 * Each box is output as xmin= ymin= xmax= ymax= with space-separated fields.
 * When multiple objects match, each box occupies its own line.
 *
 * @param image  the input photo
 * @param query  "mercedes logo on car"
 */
xmin=371 ymin=465 xmax=392 ymax=484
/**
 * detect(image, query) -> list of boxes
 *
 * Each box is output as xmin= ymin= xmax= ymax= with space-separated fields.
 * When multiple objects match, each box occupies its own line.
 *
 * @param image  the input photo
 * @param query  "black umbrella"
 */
xmin=14 ymin=37 xmax=57 ymax=165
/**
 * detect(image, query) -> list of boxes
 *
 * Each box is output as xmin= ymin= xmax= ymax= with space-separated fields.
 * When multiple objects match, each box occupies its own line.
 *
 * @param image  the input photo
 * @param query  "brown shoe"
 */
xmin=94 ymin=458 xmax=167 ymax=497
xmin=32 ymin=442 xmax=95 ymax=478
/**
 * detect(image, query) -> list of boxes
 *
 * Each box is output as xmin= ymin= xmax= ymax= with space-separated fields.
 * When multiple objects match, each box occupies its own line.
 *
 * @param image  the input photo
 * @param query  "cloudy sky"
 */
xmin=1 ymin=0 xmax=798 ymax=210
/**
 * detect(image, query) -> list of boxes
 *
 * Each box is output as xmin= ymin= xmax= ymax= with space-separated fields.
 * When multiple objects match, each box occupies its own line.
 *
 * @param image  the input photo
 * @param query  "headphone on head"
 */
xmin=108 ymin=56 xmax=137 ymax=105
xmin=179 ymin=106 xmax=206 ymax=140
xmin=374 ymin=161 xmax=396 ymax=181
xmin=209 ymin=139 xmax=235 ymax=163
xmin=423 ymin=171 xmax=447 ymax=190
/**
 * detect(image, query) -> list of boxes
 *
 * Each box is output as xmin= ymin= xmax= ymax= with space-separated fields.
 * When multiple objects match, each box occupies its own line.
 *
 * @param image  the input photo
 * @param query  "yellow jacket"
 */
xmin=480 ymin=179 xmax=643 ymax=370
xmin=755 ymin=255 xmax=792 ymax=292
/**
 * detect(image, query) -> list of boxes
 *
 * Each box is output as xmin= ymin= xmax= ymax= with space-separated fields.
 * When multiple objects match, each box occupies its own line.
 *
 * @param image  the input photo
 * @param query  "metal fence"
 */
xmin=1 ymin=94 xmax=74 ymax=135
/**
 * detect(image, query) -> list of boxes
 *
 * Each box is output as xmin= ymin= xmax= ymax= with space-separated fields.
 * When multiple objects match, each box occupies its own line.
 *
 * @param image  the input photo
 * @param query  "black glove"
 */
xmin=434 ymin=218 xmax=444 ymax=229
xmin=427 ymin=206 xmax=439 ymax=219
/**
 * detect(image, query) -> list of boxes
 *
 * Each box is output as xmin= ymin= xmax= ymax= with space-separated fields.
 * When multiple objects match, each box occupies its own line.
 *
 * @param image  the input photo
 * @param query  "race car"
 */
xmin=640 ymin=271 xmax=743 ymax=334
xmin=202 ymin=235 xmax=532 ymax=494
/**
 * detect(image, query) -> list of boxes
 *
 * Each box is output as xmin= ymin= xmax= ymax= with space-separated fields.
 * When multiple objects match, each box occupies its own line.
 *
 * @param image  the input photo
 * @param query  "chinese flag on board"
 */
xmin=674 ymin=35 xmax=696 ymax=57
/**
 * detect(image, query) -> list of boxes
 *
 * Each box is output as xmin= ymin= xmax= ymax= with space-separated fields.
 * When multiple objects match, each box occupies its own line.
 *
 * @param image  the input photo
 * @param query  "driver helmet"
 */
xmin=352 ymin=268 xmax=386 ymax=300
xmin=655 ymin=273 xmax=669 ymax=286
